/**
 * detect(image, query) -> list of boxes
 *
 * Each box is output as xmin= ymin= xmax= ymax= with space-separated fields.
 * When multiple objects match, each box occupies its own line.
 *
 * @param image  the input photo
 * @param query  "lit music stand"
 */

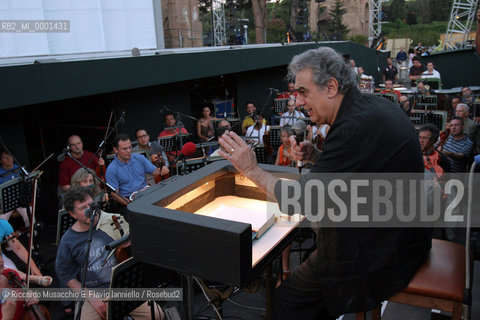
xmin=127 ymin=161 xmax=302 ymax=303
xmin=0 ymin=171 xmax=40 ymax=213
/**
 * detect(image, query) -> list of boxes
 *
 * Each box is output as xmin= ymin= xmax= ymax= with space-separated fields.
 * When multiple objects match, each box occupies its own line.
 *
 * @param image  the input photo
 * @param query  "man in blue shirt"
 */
xmin=106 ymin=134 xmax=160 ymax=208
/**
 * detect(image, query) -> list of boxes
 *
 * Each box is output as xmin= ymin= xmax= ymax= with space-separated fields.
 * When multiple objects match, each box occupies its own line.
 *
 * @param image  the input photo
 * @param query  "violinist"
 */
xmin=380 ymin=80 xmax=402 ymax=102
xmin=133 ymin=129 xmax=169 ymax=185
xmin=56 ymin=187 xmax=163 ymax=320
xmin=58 ymin=135 xmax=105 ymax=191
xmin=0 ymin=252 xmax=40 ymax=320
xmin=0 ymin=219 xmax=42 ymax=277
xmin=440 ymin=117 xmax=474 ymax=173
xmin=0 ymin=151 xmax=31 ymax=228
xmin=105 ymin=134 xmax=162 ymax=211
xmin=418 ymin=124 xmax=450 ymax=179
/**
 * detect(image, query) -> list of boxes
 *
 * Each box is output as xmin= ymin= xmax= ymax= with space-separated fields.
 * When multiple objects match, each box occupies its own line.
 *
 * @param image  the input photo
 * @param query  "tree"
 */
xmin=416 ymin=0 xmax=431 ymax=24
xmin=389 ymin=0 xmax=406 ymax=22
xmin=251 ymin=0 xmax=267 ymax=43
xmin=327 ymin=0 xmax=349 ymax=40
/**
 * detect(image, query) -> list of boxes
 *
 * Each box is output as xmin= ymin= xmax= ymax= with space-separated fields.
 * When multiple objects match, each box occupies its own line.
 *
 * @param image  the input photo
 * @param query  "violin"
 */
xmin=152 ymin=153 xmax=170 ymax=183
xmin=438 ymin=128 xmax=450 ymax=151
xmin=111 ymin=216 xmax=131 ymax=263
xmin=423 ymin=151 xmax=445 ymax=178
xmin=7 ymin=271 xmax=51 ymax=320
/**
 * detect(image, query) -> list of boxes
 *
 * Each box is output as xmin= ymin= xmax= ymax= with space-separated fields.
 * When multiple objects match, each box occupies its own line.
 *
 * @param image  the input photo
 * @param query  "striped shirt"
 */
xmin=443 ymin=135 xmax=473 ymax=172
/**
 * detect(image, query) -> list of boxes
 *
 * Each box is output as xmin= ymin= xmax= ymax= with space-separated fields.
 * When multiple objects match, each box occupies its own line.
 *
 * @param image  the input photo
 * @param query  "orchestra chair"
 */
xmin=55 ymin=208 xmax=75 ymax=245
xmin=355 ymin=239 xmax=470 ymax=320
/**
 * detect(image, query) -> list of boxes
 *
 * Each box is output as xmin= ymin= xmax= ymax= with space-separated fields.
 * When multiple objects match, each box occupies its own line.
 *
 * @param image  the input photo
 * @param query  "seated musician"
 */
xmin=105 ymin=134 xmax=161 ymax=210
xmin=58 ymin=135 xmax=105 ymax=192
xmin=241 ymin=102 xmax=265 ymax=134
xmin=279 ymin=99 xmax=305 ymax=126
xmin=380 ymin=79 xmax=402 ymax=102
xmin=0 ymin=218 xmax=51 ymax=286
xmin=211 ymin=125 xmax=232 ymax=157
xmin=419 ymin=124 xmax=450 ymax=178
xmin=0 ymin=251 xmax=43 ymax=320
xmin=196 ymin=106 xmax=214 ymax=142
xmin=416 ymin=80 xmax=430 ymax=95
xmin=134 ymin=128 xmax=169 ymax=185
xmin=245 ymin=113 xmax=269 ymax=145
xmin=306 ymin=123 xmax=330 ymax=151
xmin=0 ymin=151 xmax=31 ymax=228
xmin=56 ymin=187 xmax=163 ymax=320
xmin=272 ymin=82 xmax=298 ymax=125
xmin=158 ymin=113 xmax=189 ymax=163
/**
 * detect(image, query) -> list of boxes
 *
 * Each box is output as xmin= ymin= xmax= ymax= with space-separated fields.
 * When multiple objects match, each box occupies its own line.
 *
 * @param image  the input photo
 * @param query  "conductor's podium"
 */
xmin=127 ymin=161 xmax=302 ymax=287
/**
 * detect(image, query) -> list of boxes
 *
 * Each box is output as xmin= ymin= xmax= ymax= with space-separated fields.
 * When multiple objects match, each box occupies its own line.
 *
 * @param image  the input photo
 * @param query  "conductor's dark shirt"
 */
xmin=283 ymin=87 xmax=432 ymax=315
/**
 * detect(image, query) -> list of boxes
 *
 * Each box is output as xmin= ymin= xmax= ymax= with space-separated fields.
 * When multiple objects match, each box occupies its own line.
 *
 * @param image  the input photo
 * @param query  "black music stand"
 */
xmin=273 ymin=98 xmax=288 ymax=114
xmin=0 ymin=171 xmax=39 ymax=213
xmin=268 ymin=127 xmax=282 ymax=149
xmin=55 ymin=208 xmax=75 ymax=246
xmin=254 ymin=146 xmax=267 ymax=164
xmin=108 ymin=257 xmax=176 ymax=320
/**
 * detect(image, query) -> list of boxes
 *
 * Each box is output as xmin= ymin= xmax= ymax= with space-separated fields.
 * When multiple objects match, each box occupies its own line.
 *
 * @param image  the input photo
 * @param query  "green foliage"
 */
xmin=388 ymin=0 xmax=406 ymax=22
xmin=383 ymin=20 xmax=448 ymax=47
xmin=327 ymin=0 xmax=349 ymax=39
xmin=350 ymin=34 xmax=368 ymax=46
xmin=267 ymin=17 xmax=287 ymax=43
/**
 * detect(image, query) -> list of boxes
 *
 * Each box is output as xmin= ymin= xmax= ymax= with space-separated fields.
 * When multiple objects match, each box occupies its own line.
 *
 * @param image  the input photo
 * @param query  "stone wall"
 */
xmin=162 ymin=0 xmax=203 ymax=48
xmin=309 ymin=0 xmax=370 ymax=38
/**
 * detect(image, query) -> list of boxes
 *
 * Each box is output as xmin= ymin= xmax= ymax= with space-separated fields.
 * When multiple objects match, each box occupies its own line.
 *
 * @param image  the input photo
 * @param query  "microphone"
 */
xmin=174 ymin=142 xmax=197 ymax=162
xmin=268 ymin=88 xmax=280 ymax=93
xmin=293 ymin=120 xmax=307 ymax=169
xmin=57 ymin=146 xmax=70 ymax=162
xmin=119 ymin=111 xmax=126 ymax=124
xmin=84 ymin=202 xmax=99 ymax=219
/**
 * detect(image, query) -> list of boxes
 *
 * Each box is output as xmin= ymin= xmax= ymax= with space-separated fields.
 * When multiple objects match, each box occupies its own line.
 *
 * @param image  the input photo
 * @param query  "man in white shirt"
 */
xmin=280 ymin=99 xmax=305 ymax=126
xmin=421 ymin=62 xmax=441 ymax=80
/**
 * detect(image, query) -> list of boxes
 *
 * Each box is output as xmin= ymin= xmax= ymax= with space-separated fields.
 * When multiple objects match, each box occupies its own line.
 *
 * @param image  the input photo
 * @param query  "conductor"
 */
xmin=218 ymin=47 xmax=431 ymax=319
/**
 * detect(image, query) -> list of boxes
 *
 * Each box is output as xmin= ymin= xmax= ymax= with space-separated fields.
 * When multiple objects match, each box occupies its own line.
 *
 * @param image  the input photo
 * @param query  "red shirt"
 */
xmin=58 ymin=150 xmax=98 ymax=186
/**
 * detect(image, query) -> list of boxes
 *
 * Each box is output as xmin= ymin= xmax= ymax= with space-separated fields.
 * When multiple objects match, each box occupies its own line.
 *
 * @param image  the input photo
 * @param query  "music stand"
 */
xmin=410 ymin=110 xmax=447 ymax=131
xmin=415 ymin=95 xmax=438 ymax=111
xmin=55 ymin=209 xmax=75 ymax=246
xmin=273 ymin=98 xmax=288 ymax=114
xmin=108 ymin=257 xmax=175 ymax=320
xmin=254 ymin=145 xmax=267 ymax=164
xmin=0 ymin=171 xmax=40 ymax=213
xmin=176 ymin=157 xmax=208 ymax=176
xmin=268 ymin=126 xmax=282 ymax=149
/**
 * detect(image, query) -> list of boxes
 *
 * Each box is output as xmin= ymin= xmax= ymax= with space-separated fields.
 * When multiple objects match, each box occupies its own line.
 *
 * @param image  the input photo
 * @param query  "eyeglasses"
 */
xmin=137 ymin=134 xmax=149 ymax=139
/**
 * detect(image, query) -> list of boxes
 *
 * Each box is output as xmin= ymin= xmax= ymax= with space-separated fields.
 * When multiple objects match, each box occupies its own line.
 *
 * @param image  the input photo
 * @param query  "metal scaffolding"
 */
xmin=212 ymin=0 xmax=226 ymax=46
xmin=443 ymin=0 xmax=479 ymax=50
xmin=368 ymin=0 xmax=382 ymax=47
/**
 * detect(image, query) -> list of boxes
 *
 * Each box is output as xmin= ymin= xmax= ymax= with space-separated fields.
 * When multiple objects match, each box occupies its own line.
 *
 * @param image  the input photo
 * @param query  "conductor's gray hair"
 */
xmin=288 ymin=47 xmax=357 ymax=94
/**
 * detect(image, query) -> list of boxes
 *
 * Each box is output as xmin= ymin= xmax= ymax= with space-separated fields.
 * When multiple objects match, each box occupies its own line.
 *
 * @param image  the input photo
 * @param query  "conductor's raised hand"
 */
xmin=218 ymin=132 xmax=258 ymax=174
xmin=289 ymin=136 xmax=316 ymax=164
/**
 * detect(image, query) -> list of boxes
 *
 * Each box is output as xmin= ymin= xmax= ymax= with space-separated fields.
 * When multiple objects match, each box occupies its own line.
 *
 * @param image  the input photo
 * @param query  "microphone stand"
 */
xmin=87 ymin=111 xmax=121 ymax=166
xmin=75 ymin=198 xmax=103 ymax=320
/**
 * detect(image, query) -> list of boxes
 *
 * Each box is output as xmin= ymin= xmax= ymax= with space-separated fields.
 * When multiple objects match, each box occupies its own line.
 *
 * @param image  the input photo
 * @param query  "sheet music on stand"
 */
xmin=268 ymin=126 xmax=282 ymax=149
xmin=0 ymin=170 xmax=40 ymax=213
xmin=274 ymin=98 xmax=288 ymax=114
xmin=157 ymin=134 xmax=189 ymax=152
xmin=253 ymin=144 xmax=267 ymax=164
